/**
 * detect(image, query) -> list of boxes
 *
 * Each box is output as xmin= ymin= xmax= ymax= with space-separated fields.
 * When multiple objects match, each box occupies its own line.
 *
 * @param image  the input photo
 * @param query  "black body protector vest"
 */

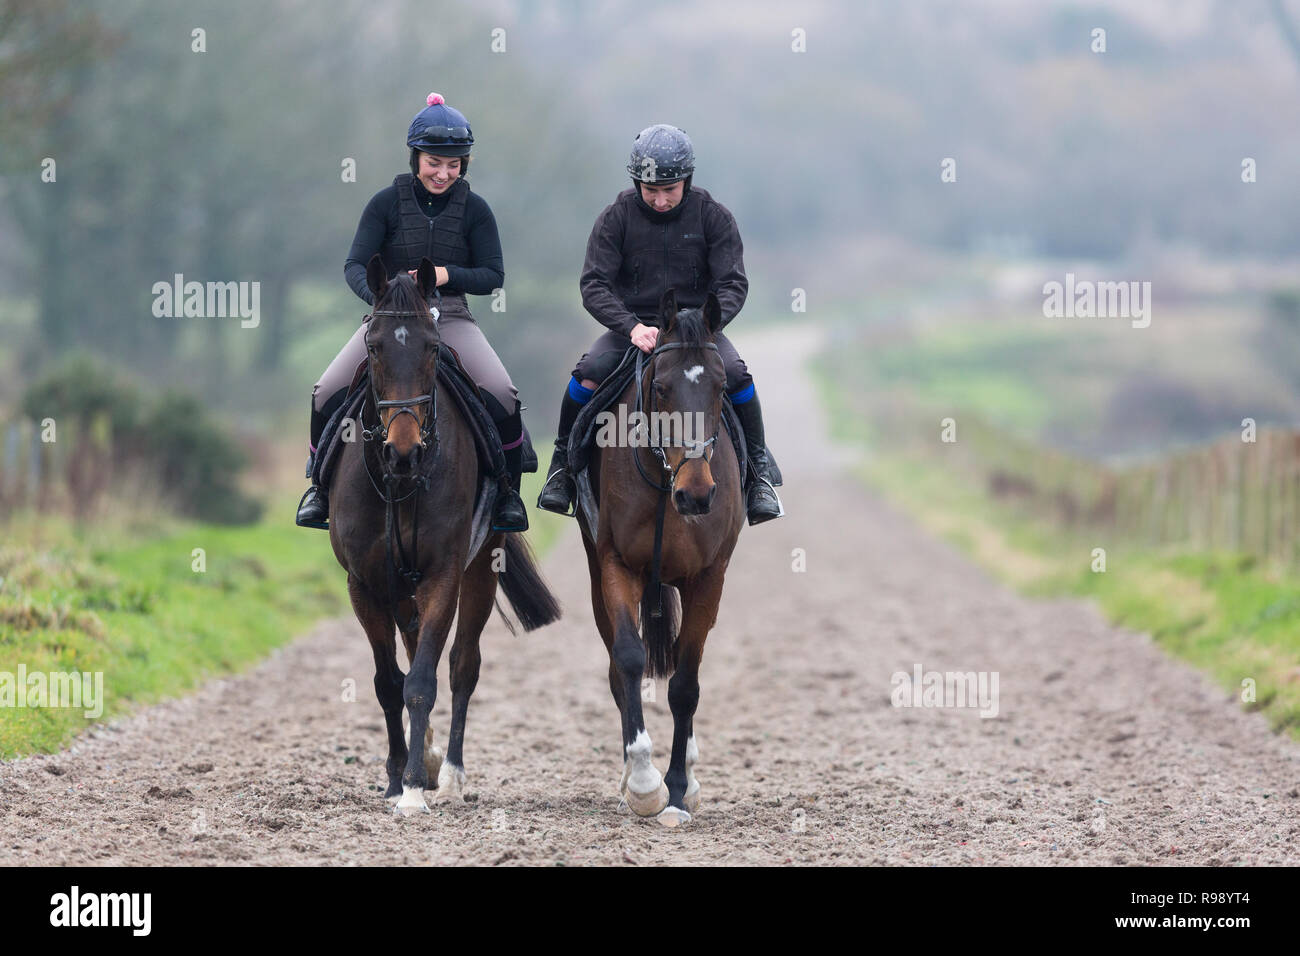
xmin=387 ymin=173 xmax=471 ymax=273
xmin=614 ymin=188 xmax=712 ymax=324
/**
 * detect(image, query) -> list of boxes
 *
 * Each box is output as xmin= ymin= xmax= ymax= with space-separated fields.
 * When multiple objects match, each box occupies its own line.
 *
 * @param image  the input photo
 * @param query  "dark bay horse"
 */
xmin=330 ymin=254 xmax=560 ymax=816
xmin=578 ymin=289 xmax=745 ymax=827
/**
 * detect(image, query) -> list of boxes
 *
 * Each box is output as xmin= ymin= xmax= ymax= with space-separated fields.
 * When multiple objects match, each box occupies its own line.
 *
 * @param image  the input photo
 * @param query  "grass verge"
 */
xmin=814 ymin=352 xmax=1300 ymax=738
xmin=1 ymin=478 xmax=565 ymax=758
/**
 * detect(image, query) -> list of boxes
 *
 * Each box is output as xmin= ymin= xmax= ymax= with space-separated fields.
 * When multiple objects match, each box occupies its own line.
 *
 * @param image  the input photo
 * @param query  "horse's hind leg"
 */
xmin=583 ymin=535 xmax=627 ymax=744
xmin=348 ymin=575 xmax=406 ymax=800
xmin=435 ymin=539 xmax=498 ymax=804
xmin=394 ymin=572 xmax=461 ymax=816
xmin=660 ymin=565 xmax=726 ymax=827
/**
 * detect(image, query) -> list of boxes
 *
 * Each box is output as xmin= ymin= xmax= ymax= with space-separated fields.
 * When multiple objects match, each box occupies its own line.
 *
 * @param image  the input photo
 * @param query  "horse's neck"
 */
xmin=617 ymin=375 xmax=665 ymax=484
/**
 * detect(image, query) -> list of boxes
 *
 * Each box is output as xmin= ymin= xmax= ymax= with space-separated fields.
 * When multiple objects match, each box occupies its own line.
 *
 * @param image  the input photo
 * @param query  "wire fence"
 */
xmin=868 ymin=397 xmax=1300 ymax=565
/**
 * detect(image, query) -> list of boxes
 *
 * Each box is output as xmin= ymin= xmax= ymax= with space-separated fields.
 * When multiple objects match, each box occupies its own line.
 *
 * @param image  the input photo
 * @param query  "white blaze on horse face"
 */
xmin=684 ymin=364 xmax=704 ymax=383
xmin=395 ymin=325 xmax=409 ymax=346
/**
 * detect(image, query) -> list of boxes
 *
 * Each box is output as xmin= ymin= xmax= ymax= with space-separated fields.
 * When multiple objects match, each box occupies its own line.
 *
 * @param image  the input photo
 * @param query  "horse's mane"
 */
xmin=378 ymin=273 xmax=429 ymax=318
xmin=669 ymin=306 xmax=712 ymax=351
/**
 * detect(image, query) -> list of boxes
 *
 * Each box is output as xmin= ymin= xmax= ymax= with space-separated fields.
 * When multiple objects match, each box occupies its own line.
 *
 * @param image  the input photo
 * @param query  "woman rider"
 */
xmin=296 ymin=92 xmax=529 ymax=533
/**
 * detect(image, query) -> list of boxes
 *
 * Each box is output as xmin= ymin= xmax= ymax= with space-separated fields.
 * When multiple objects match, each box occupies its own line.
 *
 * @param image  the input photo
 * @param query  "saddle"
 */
xmin=312 ymin=342 xmax=537 ymax=495
xmin=567 ymin=346 xmax=781 ymax=531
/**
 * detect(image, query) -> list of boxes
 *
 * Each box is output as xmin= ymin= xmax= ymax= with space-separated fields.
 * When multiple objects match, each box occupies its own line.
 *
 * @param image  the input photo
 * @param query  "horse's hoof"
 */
xmin=657 ymin=805 xmax=693 ymax=828
xmin=683 ymin=783 xmax=701 ymax=814
xmin=625 ymin=781 xmax=669 ymax=817
xmin=393 ymin=785 xmax=430 ymax=816
xmin=433 ymin=762 xmax=466 ymax=803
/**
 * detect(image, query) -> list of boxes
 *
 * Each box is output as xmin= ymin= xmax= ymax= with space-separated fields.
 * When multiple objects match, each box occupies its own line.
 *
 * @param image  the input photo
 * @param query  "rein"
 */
xmin=633 ymin=340 xmax=720 ymax=619
xmin=359 ymin=294 xmax=443 ymax=635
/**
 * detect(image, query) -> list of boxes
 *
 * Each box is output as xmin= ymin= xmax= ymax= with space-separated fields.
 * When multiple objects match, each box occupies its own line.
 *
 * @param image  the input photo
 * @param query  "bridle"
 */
xmin=632 ymin=339 xmax=722 ymax=620
xmin=632 ymin=340 xmax=721 ymax=493
xmin=357 ymin=292 xmax=443 ymax=634
xmin=360 ymin=306 xmax=439 ymax=454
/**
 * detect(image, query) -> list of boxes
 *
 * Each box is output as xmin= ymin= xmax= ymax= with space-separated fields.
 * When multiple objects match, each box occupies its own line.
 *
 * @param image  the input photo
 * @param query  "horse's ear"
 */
xmin=415 ymin=257 xmax=437 ymax=300
xmin=703 ymin=292 xmax=722 ymax=334
xmin=366 ymin=254 xmax=388 ymax=300
xmin=659 ymin=288 xmax=678 ymax=333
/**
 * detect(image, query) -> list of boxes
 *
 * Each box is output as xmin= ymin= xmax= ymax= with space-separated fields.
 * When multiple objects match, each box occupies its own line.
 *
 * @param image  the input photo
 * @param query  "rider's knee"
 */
xmin=568 ymin=377 xmax=596 ymax=405
xmin=727 ymin=378 xmax=755 ymax=404
xmin=724 ymin=355 xmax=753 ymax=397
xmin=481 ymin=390 xmax=520 ymax=426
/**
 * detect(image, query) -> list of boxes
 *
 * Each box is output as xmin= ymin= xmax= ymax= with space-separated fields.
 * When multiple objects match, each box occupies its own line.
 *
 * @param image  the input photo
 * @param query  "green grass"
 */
xmin=814 ymin=351 xmax=1300 ymax=738
xmin=833 ymin=303 xmax=1299 ymax=459
xmin=0 ymin=496 xmax=347 ymax=757
xmin=519 ymin=435 xmax=568 ymax=561
xmin=0 ymin=483 xmax=566 ymax=758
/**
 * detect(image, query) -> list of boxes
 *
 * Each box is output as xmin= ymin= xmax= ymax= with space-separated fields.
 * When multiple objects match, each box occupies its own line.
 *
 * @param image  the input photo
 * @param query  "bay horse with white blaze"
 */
xmin=578 ymin=289 xmax=745 ymax=827
xmin=330 ymin=254 xmax=560 ymax=816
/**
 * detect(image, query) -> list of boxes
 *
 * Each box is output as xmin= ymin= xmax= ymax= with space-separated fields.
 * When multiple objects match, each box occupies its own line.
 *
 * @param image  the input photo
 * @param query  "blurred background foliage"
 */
xmin=3 ymin=0 xmax=1300 ymax=511
xmin=6 ymin=0 xmax=1300 ymax=743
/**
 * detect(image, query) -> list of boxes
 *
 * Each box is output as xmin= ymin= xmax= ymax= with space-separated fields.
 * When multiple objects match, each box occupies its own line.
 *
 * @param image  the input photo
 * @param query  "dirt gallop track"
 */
xmin=3 ymin=326 xmax=1299 ymax=865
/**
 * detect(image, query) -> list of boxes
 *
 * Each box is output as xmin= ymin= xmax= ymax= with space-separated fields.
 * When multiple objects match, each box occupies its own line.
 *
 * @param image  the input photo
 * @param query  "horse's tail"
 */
xmin=639 ymin=584 xmax=680 ymax=679
xmin=496 ymin=532 xmax=562 ymax=632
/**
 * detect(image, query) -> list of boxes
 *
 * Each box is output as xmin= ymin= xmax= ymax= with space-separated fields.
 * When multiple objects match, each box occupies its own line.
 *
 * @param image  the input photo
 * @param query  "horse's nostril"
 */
xmin=385 ymin=443 xmax=414 ymax=470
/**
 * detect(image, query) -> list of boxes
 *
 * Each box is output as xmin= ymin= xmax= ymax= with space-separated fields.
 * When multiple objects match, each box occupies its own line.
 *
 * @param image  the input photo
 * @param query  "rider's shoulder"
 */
xmin=609 ymin=187 xmax=638 ymax=212
xmin=689 ymin=186 xmax=731 ymax=217
xmin=463 ymin=186 xmax=493 ymax=216
xmin=362 ymin=177 xmax=406 ymax=212
xmin=592 ymin=188 xmax=637 ymax=225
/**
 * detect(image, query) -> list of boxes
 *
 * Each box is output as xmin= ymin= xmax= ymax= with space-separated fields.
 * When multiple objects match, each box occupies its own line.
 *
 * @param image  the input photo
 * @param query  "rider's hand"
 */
xmin=630 ymin=322 xmax=659 ymax=353
xmin=408 ymin=266 xmax=450 ymax=287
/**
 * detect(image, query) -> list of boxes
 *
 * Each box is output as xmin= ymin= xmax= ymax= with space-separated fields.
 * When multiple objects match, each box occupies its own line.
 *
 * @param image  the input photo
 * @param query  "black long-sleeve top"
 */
xmin=343 ymin=176 xmax=504 ymax=305
xmin=579 ymin=185 xmax=747 ymax=337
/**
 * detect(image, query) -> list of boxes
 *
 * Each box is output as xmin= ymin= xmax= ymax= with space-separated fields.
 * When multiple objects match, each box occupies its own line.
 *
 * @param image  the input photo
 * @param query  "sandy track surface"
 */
xmin=3 ymin=325 xmax=1298 ymax=865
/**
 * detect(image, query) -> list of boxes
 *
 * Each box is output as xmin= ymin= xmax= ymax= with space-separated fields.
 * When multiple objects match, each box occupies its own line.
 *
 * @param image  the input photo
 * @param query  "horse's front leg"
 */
xmin=600 ymin=552 xmax=668 ymax=817
xmin=660 ymin=564 xmax=726 ymax=827
xmin=348 ymin=575 xmax=406 ymax=800
xmin=394 ymin=570 xmax=461 ymax=816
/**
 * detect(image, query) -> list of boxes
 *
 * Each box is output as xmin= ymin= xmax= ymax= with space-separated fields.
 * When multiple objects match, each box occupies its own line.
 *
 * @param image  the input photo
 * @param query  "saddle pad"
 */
xmin=568 ymin=346 xmax=749 ymax=483
xmin=434 ymin=342 xmax=538 ymax=475
xmin=313 ymin=344 xmax=535 ymax=492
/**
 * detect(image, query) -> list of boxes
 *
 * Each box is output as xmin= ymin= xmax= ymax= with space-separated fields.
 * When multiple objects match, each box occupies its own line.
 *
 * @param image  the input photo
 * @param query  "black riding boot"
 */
xmin=491 ymin=411 xmax=529 ymax=532
xmin=296 ymin=401 xmax=332 ymax=530
xmin=730 ymin=389 xmax=784 ymax=525
xmin=537 ymin=387 xmax=585 ymax=516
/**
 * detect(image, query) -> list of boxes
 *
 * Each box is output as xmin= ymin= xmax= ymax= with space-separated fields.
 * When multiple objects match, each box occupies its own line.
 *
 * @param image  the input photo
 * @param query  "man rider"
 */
xmin=536 ymin=124 xmax=783 ymax=525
